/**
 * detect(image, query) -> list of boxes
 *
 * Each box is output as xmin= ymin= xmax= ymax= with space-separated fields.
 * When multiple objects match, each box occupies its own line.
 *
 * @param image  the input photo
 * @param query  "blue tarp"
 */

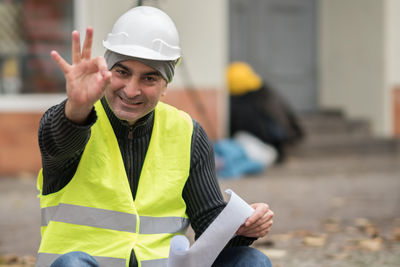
xmin=213 ymin=139 xmax=264 ymax=179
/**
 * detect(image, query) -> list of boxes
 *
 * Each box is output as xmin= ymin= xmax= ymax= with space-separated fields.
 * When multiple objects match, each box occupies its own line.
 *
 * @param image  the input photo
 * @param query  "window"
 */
xmin=0 ymin=0 xmax=73 ymax=95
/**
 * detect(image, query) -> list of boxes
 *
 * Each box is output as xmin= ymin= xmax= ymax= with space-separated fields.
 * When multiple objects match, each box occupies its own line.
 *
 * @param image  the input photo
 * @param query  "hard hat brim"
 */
xmin=103 ymin=41 xmax=181 ymax=61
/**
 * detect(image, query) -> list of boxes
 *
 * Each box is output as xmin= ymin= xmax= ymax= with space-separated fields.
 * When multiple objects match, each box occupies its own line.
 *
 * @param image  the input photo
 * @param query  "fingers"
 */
xmin=239 ymin=210 xmax=274 ymax=236
xmin=237 ymin=221 xmax=273 ymax=237
xmin=50 ymin=50 xmax=70 ymax=74
xmin=94 ymin=57 xmax=111 ymax=89
xmin=246 ymin=208 xmax=274 ymax=230
xmin=245 ymin=203 xmax=270 ymax=227
xmin=95 ymin=56 xmax=109 ymax=72
xmin=96 ymin=71 xmax=111 ymax=93
xmin=69 ymin=27 xmax=96 ymax=66
xmin=82 ymin=56 xmax=109 ymax=76
xmin=236 ymin=203 xmax=274 ymax=238
xmin=81 ymin=27 xmax=94 ymax=60
xmin=71 ymin=30 xmax=81 ymax=64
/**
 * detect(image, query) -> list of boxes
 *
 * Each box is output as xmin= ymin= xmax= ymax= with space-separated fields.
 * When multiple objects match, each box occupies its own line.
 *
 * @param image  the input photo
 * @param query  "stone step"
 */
xmin=290 ymin=136 xmax=400 ymax=158
xmin=301 ymin=127 xmax=371 ymax=145
xmin=298 ymin=112 xmax=371 ymax=137
xmin=270 ymin=153 xmax=400 ymax=177
xmin=300 ymin=131 xmax=377 ymax=146
xmin=284 ymin=110 xmax=399 ymax=158
xmin=301 ymin=119 xmax=371 ymax=138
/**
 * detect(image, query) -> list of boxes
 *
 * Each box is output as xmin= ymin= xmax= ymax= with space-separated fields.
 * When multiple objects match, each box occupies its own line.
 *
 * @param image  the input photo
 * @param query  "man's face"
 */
xmin=105 ymin=60 xmax=167 ymax=125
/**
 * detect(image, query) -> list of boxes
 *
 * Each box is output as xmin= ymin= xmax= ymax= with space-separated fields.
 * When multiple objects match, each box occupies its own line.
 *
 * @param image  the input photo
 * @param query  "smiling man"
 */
xmin=35 ymin=6 xmax=273 ymax=267
xmin=105 ymin=60 xmax=167 ymax=124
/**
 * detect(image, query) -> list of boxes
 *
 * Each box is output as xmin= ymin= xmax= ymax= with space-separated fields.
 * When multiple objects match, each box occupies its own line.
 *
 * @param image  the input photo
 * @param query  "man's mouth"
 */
xmin=119 ymin=96 xmax=142 ymax=106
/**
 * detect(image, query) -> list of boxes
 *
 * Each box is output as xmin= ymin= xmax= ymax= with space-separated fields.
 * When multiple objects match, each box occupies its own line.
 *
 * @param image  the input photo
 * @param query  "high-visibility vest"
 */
xmin=35 ymin=101 xmax=193 ymax=267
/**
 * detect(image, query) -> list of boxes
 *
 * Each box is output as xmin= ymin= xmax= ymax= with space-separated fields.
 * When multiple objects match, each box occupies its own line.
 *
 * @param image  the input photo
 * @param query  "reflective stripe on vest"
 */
xmin=41 ymin=204 xmax=189 ymax=234
xmin=141 ymin=258 xmax=168 ymax=267
xmin=41 ymin=204 xmax=137 ymax=233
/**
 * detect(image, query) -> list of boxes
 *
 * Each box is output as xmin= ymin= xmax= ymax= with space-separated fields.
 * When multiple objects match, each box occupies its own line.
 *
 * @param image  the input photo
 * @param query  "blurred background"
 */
xmin=0 ymin=0 xmax=400 ymax=175
xmin=0 ymin=0 xmax=399 ymax=266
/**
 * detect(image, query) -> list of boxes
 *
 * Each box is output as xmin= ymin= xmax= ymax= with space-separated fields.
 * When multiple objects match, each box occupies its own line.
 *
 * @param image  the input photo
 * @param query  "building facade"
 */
xmin=0 ymin=0 xmax=399 ymax=175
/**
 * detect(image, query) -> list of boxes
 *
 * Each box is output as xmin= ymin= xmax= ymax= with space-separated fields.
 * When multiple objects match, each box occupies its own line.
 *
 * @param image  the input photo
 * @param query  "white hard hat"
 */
xmin=103 ymin=6 xmax=181 ymax=61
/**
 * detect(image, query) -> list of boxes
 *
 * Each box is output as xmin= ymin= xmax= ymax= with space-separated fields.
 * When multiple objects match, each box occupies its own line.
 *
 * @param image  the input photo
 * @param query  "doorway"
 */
xmin=229 ymin=0 xmax=318 ymax=112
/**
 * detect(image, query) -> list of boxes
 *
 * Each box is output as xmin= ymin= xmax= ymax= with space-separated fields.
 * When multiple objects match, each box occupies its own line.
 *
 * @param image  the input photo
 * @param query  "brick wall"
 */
xmin=162 ymin=88 xmax=225 ymax=141
xmin=0 ymin=89 xmax=226 ymax=176
xmin=0 ymin=112 xmax=42 ymax=176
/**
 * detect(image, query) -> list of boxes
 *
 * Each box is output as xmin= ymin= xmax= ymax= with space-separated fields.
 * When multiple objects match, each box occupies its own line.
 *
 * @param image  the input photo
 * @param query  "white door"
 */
xmin=229 ymin=0 xmax=317 ymax=112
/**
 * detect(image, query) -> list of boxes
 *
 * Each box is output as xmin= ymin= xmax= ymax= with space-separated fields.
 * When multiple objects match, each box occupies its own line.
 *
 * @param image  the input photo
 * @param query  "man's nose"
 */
xmin=124 ymin=78 xmax=141 ymax=98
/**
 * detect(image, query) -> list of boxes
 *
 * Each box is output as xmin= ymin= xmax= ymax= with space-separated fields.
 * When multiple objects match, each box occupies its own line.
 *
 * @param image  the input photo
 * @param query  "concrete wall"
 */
xmin=319 ymin=0 xmax=386 ymax=136
xmin=385 ymin=0 xmax=400 ymax=135
xmin=385 ymin=0 xmax=400 ymax=86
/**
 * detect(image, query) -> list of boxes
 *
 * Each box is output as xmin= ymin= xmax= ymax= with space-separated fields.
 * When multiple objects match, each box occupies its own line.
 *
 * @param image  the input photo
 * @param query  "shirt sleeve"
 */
xmin=183 ymin=120 xmax=255 ymax=247
xmin=38 ymin=99 xmax=97 ymax=195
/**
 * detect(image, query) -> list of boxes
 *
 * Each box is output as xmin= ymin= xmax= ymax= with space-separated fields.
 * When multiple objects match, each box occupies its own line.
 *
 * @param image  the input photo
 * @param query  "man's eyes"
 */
xmin=113 ymin=68 xmax=129 ymax=77
xmin=143 ymin=75 xmax=159 ymax=82
xmin=112 ymin=69 xmax=160 ymax=82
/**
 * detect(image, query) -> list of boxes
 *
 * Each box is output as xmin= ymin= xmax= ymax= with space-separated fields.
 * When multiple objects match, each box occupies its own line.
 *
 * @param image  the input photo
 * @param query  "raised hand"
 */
xmin=51 ymin=27 xmax=111 ymax=124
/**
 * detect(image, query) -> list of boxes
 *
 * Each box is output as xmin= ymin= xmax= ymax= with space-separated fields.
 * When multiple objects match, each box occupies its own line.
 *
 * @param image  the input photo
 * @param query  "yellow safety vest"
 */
xmin=35 ymin=101 xmax=193 ymax=267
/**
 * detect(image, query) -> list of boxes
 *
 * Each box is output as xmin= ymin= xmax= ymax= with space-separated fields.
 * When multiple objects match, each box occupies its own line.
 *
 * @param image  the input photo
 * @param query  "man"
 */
xmin=36 ymin=6 xmax=273 ymax=267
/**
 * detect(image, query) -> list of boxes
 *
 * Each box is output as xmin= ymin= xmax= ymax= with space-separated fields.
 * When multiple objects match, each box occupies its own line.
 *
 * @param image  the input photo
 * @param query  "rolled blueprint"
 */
xmin=167 ymin=189 xmax=255 ymax=267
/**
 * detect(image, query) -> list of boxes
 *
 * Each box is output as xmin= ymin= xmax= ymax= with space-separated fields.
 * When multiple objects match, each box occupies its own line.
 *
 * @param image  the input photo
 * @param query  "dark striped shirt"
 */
xmin=38 ymin=98 xmax=254 ymax=266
